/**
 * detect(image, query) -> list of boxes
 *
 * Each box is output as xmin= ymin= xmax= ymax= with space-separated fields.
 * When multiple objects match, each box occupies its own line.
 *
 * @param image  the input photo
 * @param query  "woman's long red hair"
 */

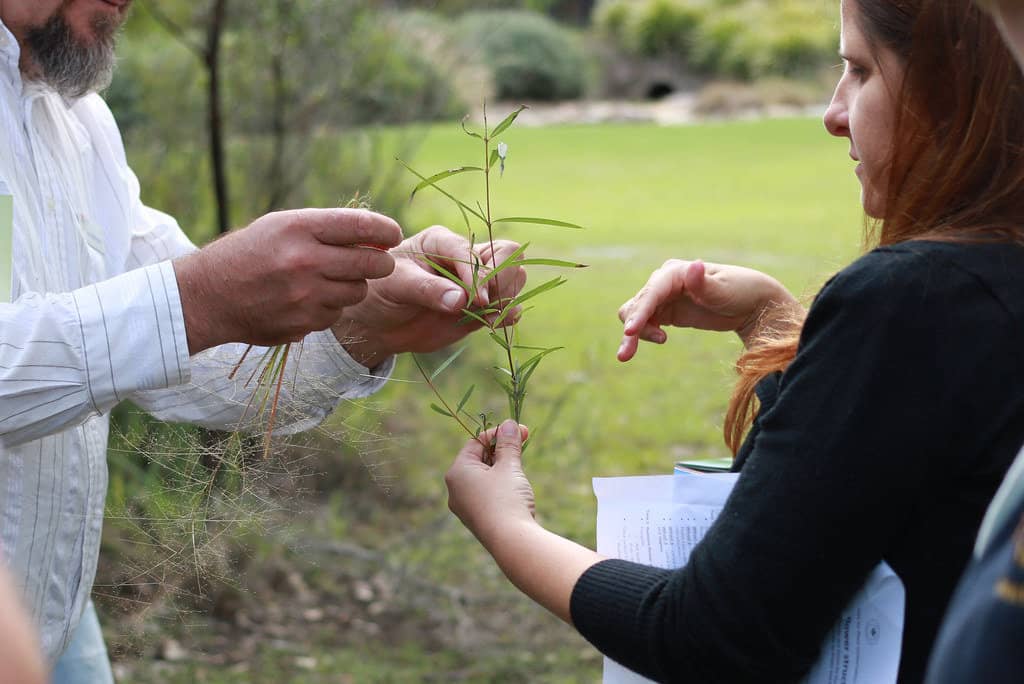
xmin=724 ymin=0 xmax=1024 ymax=454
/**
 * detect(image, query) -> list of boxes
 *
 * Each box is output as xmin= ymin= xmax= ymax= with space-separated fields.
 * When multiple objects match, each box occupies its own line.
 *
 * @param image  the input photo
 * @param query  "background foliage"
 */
xmin=595 ymin=0 xmax=839 ymax=79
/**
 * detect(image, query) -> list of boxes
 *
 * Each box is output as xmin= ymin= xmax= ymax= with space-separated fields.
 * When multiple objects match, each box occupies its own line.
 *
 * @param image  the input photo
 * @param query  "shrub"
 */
xmin=631 ymin=0 xmax=704 ymax=58
xmin=458 ymin=10 xmax=587 ymax=101
xmin=593 ymin=0 xmax=838 ymax=81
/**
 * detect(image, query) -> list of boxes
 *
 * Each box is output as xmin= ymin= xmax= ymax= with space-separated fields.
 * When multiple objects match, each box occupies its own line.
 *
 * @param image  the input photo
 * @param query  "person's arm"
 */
xmin=447 ymin=421 xmax=603 ymax=624
xmin=448 ymin=246 xmax=1007 ymax=682
xmin=616 ymin=259 xmax=803 ymax=362
xmin=107 ymin=129 xmax=524 ymax=430
xmin=128 ymin=217 xmax=526 ymax=433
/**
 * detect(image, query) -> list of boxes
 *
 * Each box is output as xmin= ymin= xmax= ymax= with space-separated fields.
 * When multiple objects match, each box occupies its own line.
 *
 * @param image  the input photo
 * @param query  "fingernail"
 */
xmin=442 ymin=290 xmax=462 ymax=311
xmin=625 ymin=317 xmax=635 ymax=330
xmin=499 ymin=420 xmax=518 ymax=437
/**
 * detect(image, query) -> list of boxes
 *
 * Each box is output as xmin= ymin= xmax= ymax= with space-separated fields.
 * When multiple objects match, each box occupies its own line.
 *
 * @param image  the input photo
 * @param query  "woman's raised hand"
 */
xmin=617 ymin=259 xmax=802 ymax=362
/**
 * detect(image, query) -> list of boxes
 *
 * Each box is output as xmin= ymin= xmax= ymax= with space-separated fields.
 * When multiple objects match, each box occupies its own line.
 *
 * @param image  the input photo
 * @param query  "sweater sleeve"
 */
xmin=570 ymin=247 xmax=1018 ymax=683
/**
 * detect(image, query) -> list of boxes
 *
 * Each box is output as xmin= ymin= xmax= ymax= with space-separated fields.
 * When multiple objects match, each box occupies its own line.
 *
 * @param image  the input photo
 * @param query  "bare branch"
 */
xmin=140 ymin=0 xmax=205 ymax=58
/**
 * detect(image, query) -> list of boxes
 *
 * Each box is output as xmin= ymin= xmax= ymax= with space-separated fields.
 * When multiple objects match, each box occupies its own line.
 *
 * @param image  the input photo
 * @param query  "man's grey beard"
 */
xmin=24 ymin=7 xmax=121 ymax=99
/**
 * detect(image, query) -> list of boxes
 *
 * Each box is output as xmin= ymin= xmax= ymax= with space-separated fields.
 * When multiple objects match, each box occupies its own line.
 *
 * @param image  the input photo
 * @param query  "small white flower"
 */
xmin=497 ymin=142 xmax=509 ymax=176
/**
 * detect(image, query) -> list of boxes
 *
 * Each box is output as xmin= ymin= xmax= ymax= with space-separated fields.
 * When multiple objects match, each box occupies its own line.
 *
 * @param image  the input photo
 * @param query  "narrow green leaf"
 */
xmin=459 ymin=308 xmax=491 ymax=327
xmin=476 ymin=242 xmax=530 ymax=289
xmin=457 ymin=385 xmax=476 ymax=413
xmin=490 ymin=105 xmax=528 ymax=139
xmin=494 ymin=277 xmax=566 ymax=327
xmin=492 ymin=217 xmax=584 ymax=230
xmin=514 ymin=258 xmax=588 ymax=269
xmin=489 ymin=332 xmax=510 ymax=351
xmin=510 ymin=277 xmax=566 ymax=308
xmin=461 ymin=116 xmax=483 ymax=140
xmin=397 ymin=160 xmax=486 ymax=223
xmin=519 ymin=347 xmax=563 ymax=387
xmin=430 ymin=403 xmax=453 ymax=418
xmin=489 ymin=148 xmax=500 ymax=169
xmin=410 ymin=166 xmax=484 ymax=201
xmin=430 ymin=346 xmax=467 ymax=381
xmin=421 ymin=256 xmax=471 ymax=294
xmin=456 ymin=202 xmax=471 ymax=233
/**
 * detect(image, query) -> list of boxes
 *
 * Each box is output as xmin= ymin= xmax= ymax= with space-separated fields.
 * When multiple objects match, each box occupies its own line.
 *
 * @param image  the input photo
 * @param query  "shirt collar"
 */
xmin=0 ymin=19 xmax=23 ymax=90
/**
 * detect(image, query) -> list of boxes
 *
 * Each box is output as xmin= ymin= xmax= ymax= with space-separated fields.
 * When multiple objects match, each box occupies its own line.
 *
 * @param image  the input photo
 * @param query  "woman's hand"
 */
xmin=446 ymin=420 xmax=535 ymax=546
xmin=445 ymin=420 xmax=604 ymax=625
xmin=617 ymin=259 xmax=802 ymax=361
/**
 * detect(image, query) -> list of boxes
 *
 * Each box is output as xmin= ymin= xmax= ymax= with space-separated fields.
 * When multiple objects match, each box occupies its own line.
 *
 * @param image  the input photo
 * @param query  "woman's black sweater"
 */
xmin=570 ymin=241 xmax=1024 ymax=683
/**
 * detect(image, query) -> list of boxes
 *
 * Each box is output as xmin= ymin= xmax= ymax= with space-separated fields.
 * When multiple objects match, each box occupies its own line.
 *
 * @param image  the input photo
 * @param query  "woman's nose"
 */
xmin=824 ymin=94 xmax=850 ymax=139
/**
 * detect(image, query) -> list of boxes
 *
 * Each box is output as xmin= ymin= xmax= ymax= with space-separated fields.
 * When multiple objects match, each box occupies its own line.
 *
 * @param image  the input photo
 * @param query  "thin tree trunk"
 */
xmin=265 ymin=46 xmax=287 ymax=212
xmin=206 ymin=0 xmax=230 ymax=235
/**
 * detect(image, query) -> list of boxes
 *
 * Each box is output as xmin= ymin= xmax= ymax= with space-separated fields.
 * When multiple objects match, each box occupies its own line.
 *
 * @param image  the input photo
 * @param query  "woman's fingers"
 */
xmin=683 ymin=260 xmax=708 ymax=303
xmin=455 ymin=422 xmax=530 ymax=467
xmin=619 ymin=260 xmax=691 ymax=335
xmin=617 ymin=334 xmax=640 ymax=362
xmin=454 ymin=433 xmax=489 ymax=466
xmin=492 ymin=420 xmax=528 ymax=468
xmin=638 ymin=324 xmax=668 ymax=344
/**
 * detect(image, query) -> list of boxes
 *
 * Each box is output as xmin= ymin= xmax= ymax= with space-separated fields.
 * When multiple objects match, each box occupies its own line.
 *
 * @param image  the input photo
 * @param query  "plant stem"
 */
xmin=411 ymin=354 xmax=484 ymax=444
xmin=482 ymin=104 xmax=520 ymax=423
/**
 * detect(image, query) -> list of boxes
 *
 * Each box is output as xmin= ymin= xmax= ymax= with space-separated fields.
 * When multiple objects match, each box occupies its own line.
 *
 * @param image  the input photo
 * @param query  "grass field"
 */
xmin=110 ymin=116 xmax=868 ymax=682
xmin=372 ymin=115 xmax=863 ymax=525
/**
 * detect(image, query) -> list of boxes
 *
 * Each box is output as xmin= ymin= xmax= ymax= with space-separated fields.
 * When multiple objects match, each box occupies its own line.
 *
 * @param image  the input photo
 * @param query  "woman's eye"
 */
xmin=846 ymin=62 xmax=868 ymax=80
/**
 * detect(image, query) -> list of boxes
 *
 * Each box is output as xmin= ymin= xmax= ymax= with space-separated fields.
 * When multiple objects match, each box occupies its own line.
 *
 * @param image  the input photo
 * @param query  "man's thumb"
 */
xmin=392 ymin=263 xmax=467 ymax=313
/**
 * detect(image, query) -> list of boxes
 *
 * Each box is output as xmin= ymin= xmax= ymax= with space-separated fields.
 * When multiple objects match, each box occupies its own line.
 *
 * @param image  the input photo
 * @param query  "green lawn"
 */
xmin=110 ymin=116 xmax=867 ymax=682
xmin=370 ymin=115 xmax=863 ymax=529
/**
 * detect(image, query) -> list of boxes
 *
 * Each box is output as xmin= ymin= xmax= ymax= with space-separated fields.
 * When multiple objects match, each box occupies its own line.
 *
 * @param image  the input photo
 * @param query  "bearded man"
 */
xmin=0 ymin=2 xmax=524 ymax=681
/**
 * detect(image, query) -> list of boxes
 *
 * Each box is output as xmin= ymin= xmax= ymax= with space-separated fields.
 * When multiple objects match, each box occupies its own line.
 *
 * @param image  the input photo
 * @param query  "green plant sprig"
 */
xmin=401 ymin=103 xmax=585 ymax=452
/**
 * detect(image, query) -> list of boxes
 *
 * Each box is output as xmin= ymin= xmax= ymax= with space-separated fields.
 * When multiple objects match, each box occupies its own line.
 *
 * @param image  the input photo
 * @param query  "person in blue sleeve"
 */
xmin=924 ymin=1 xmax=1024 ymax=682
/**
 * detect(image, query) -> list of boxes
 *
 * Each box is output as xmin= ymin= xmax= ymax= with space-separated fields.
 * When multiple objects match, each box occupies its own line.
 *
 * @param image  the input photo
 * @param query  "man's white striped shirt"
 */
xmin=0 ymin=21 xmax=390 ymax=660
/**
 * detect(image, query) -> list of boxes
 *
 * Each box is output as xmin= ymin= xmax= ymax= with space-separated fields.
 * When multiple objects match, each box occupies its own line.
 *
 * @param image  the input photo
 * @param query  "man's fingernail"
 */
xmin=442 ymin=290 xmax=462 ymax=311
xmin=499 ymin=420 xmax=518 ymax=437
xmin=625 ymin=318 xmax=634 ymax=330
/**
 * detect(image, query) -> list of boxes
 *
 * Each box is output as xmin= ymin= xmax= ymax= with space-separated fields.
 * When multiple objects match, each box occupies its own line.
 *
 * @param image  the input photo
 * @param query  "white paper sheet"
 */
xmin=594 ymin=473 xmax=905 ymax=684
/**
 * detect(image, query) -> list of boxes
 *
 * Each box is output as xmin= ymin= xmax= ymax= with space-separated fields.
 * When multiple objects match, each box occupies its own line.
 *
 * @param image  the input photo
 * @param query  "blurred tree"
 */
xmin=115 ymin=0 xmax=462 ymax=237
xmin=141 ymin=0 xmax=232 ymax=234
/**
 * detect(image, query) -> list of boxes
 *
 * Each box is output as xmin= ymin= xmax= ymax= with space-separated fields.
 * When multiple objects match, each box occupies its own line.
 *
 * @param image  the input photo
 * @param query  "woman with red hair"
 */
xmin=445 ymin=0 xmax=1024 ymax=681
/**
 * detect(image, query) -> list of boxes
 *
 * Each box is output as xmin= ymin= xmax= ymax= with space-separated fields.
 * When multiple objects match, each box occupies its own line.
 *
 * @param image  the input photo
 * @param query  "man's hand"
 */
xmin=617 ymin=259 xmax=802 ymax=362
xmin=331 ymin=226 xmax=527 ymax=368
xmin=174 ymin=209 xmax=403 ymax=355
